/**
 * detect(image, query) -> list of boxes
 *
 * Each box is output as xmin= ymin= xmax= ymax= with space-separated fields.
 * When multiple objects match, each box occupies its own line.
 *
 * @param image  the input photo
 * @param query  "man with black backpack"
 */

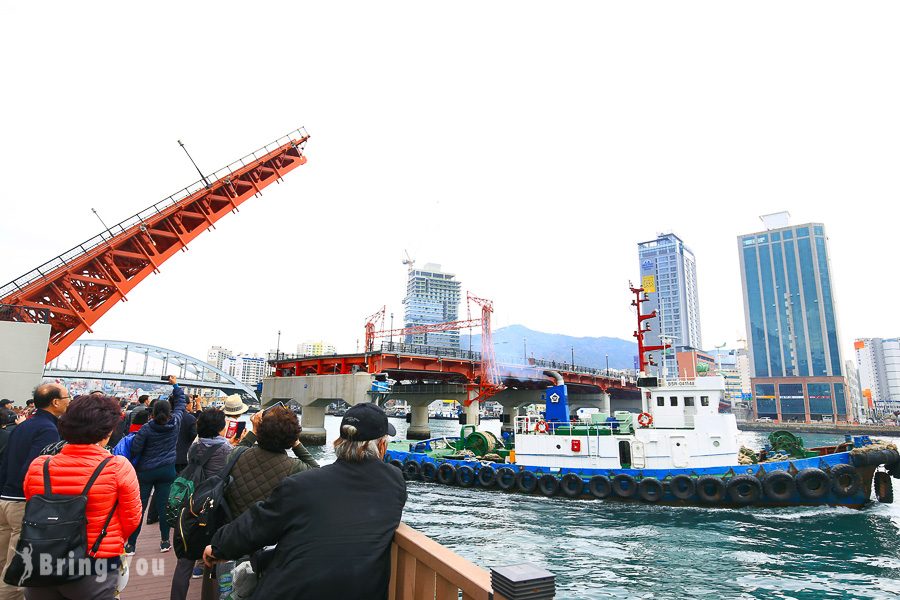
xmin=169 ymin=408 xmax=235 ymax=600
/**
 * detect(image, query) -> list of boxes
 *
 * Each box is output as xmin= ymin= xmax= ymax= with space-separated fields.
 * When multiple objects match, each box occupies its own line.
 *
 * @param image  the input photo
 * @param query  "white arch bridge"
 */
xmin=45 ymin=340 xmax=258 ymax=400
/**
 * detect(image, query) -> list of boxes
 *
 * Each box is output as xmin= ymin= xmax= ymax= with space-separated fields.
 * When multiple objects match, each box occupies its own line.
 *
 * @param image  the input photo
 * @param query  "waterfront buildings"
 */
xmin=738 ymin=212 xmax=850 ymax=422
xmin=206 ymin=345 xmax=232 ymax=371
xmin=296 ymin=341 xmax=337 ymax=356
xmin=855 ymin=337 xmax=900 ymax=414
xmin=207 ymin=345 xmax=269 ymax=387
xmin=403 ymin=263 xmax=462 ymax=349
xmin=637 ymin=233 xmax=702 ymax=380
xmin=845 ymin=359 xmax=865 ymax=421
xmin=705 ymin=347 xmax=749 ymax=409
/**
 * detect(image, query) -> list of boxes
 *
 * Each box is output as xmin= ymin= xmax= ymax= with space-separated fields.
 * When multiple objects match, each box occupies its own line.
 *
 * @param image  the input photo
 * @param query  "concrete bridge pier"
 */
xmin=407 ymin=405 xmax=431 ymax=440
xmin=462 ymin=390 xmax=480 ymax=427
xmin=298 ymin=404 xmax=328 ymax=446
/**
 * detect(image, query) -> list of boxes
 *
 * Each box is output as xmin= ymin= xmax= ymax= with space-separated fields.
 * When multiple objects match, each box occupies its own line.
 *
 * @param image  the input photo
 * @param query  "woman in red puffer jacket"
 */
xmin=23 ymin=395 xmax=142 ymax=598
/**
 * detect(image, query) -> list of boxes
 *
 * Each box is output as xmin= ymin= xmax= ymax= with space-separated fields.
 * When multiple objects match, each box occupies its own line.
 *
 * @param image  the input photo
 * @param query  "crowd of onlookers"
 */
xmin=0 ymin=380 xmax=406 ymax=600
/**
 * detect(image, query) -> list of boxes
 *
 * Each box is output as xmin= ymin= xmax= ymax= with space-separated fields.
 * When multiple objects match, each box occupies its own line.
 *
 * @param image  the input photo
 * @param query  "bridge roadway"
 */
xmin=265 ymin=343 xmax=641 ymax=445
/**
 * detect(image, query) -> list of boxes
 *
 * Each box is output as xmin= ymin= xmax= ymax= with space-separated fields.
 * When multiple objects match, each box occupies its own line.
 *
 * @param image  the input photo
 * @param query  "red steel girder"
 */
xmin=2 ymin=131 xmax=309 ymax=363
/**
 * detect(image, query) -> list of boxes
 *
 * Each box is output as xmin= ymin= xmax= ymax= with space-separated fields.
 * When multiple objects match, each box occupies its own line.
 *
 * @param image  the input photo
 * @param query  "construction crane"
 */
xmin=364 ymin=292 xmax=504 ymax=406
xmin=402 ymin=249 xmax=415 ymax=272
xmin=0 ymin=128 xmax=310 ymax=363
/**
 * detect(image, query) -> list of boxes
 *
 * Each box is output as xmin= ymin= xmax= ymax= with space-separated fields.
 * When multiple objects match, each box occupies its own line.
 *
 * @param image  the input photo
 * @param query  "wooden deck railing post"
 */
xmin=389 ymin=523 xmax=555 ymax=599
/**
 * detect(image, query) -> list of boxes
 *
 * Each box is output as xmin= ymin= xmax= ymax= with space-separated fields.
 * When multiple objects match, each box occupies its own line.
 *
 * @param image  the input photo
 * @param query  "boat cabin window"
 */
xmin=657 ymin=396 xmax=665 ymax=407
xmin=684 ymin=396 xmax=695 ymax=407
xmin=670 ymin=396 xmax=678 ymax=406
xmin=700 ymin=396 xmax=709 ymax=407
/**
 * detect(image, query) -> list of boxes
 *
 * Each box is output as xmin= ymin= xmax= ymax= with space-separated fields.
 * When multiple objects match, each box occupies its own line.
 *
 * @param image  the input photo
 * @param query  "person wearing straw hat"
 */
xmin=222 ymin=395 xmax=249 ymax=418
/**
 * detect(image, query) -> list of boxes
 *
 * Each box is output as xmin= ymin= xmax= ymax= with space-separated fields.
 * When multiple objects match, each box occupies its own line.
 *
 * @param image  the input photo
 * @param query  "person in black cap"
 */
xmin=204 ymin=402 xmax=406 ymax=600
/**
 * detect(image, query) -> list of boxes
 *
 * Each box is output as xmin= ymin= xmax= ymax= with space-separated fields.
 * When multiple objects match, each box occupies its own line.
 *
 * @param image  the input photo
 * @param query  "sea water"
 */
xmin=309 ymin=417 xmax=900 ymax=599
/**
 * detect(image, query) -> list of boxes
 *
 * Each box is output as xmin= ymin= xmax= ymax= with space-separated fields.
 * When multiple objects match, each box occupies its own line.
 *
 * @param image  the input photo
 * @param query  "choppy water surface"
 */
xmin=308 ymin=417 xmax=900 ymax=599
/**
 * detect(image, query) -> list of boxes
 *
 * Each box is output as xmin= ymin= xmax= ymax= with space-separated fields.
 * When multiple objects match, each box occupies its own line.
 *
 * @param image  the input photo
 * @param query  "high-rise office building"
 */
xmin=738 ymin=212 xmax=849 ymax=422
xmin=855 ymin=337 xmax=900 ymax=413
xmin=403 ymin=263 xmax=461 ymax=349
xmin=638 ymin=233 xmax=702 ymax=380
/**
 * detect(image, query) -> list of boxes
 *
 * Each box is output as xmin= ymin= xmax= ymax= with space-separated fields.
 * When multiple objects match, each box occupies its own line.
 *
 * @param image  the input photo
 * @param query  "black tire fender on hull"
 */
xmin=696 ymin=475 xmax=726 ymax=503
xmin=875 ymin=471 xmax=894 ymax=503
xmin=670 ymin=474 xmax=696 ymax=500
xmin=611 ymin=474 xmax=638 ymax=498
xmin=830 ymin=464 xmax=862 ymax=497
xmin=538 ymin=474 xmax=560 ymax=497
xmin=421 ymin=461 xmax=438 ymax=483
xmin=638 ymin=478 xmax=664 ymax=502
xmin=496 ymin=467 xmax=517 ymax=491
xmin=762 ymin=470 xmax=796 ymax=502
xmin=403 ymin=460 xmax=422 ymax=481
xmin=517 ymin=470 xmax=538 ymax=494
xmin=477 ymin=466 xmax=497 ymax=488
xmin=437 ymin=463 xmax=456 ymax=485
xmin=589 ymin=475 xmax=612 ymax=499
xmin=456 ymin=465 xmax=476 ymax=487
xmin=560 ymin=474 xmax=584 ymax=498
xmin=726 ymin=475 xmax=762 ymax=505
xmin=795 ymin=468 xmax=830 ymax=500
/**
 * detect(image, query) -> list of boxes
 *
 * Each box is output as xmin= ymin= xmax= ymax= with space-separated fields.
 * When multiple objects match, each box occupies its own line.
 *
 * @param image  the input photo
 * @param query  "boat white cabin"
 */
xmin=512 ymin=376 xmax=741 ymax=471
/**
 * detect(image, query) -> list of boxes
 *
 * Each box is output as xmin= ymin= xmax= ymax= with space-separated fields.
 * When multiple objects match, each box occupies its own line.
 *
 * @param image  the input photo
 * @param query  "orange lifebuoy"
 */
xmin=637 ymin=412 xmax=653 ymax=427
xmin=534 ymin=420 xmax=549 ymax=433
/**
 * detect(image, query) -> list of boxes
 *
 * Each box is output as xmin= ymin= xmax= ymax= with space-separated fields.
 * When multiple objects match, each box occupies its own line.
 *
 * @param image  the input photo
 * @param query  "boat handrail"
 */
xmin=513 ymin=415 xmax=625 ymax=435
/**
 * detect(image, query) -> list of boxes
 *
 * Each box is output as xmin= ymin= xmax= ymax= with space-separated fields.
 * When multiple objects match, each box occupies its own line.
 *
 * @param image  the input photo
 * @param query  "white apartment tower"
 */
xmin=855 ymin=337 xmax=900 ymax=411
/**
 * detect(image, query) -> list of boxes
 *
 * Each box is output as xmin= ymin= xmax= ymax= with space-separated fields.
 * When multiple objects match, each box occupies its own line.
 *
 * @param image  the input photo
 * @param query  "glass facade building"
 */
xmin=738 ymin=219 xmax=850 ymax=422
xmin=403 ymin=263 xmax=462 ymax=349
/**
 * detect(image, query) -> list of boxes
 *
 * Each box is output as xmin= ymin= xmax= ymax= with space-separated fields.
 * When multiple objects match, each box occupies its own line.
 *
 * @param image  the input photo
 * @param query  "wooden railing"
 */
xmin=389 ymin=522 xmax=503 ymax=600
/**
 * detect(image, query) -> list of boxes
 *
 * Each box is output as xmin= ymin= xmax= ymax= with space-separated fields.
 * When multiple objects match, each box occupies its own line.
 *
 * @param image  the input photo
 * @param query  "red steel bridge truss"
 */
xmin=0 ymin=129 xmax=310 ymax=363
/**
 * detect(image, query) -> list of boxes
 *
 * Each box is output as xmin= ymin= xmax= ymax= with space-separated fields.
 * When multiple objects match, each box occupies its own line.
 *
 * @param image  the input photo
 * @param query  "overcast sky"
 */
xmin=2 ymin=2 xmax=898 ymax=366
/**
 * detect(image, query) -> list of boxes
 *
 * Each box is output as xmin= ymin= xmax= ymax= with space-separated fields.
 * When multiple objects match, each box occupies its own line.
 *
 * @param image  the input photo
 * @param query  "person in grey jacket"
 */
xmin=127 ymin=376 xmax=187 ymax=553
xmin=170 ymin=408 xmax=234 ymax=600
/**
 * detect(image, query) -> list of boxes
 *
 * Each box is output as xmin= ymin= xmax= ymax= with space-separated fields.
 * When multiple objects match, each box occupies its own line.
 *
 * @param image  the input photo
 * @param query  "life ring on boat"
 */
xmin=637 ymin=412 xmax=653 ymax=428
xmin=477 ymin=466 xmax=497 ymax=488
xmin=830 ymin=464 xmax=861 ymax=497
xmin=695 ymin=475 xmax=727 ymax=503
xmin=421 ymin=461 xmax=438 ymax=483
xmin=638 ymin=478 xmax=664 ymax=502
xmin=762 ymin=470 xmax=795 ymax=502
xmin=560 ymin=473 xmax=584 ymax=498
xmin=389 ymin=459 xmax=404 ymax=471
xmin=538 ymin=474 xmax=560 ymax=497
xmin=534 ymin=420 xmax=550 ymax=433
xmin=611 ymin=473 xmax=638 ymax=498
xmin=402 ymin=460 xmax=422 ymax=481
xmin=874 ymin=471 xmax=893 ymax=504
xmin=517 ymin=470 xmax=538 ymax=493
xmin=496 ymin=467 xmax=518 ymax=491
xmin=670 ymin=475 xmax=696 ymax=500
xmin=437 ymin=463 xmax=456 ymax=485
xmin=455 ymin=465 xmax=476 ymax=487
xmin=726 ymin=475 xmax=762 ymax=505
xmin=588 ymin=475 xmax=612 ymax=499
xmin=795 ymin=468 xmax=830 ymax=500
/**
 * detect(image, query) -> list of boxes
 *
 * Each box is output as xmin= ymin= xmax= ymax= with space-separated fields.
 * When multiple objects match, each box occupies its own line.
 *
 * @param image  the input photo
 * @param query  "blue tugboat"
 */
xmin=385 ymin=374 xmax=899 ymax=508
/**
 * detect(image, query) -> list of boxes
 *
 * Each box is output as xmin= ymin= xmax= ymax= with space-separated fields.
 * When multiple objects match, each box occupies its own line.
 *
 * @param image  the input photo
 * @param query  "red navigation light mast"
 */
xmin=631 ymin=283 xmax=670 ymax=375
xmin=0 ymin=129 xmax=310 ymax=363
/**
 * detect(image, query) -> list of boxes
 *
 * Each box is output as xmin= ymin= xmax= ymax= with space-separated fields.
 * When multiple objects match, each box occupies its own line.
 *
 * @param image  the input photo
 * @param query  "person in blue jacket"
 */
xmin=126 ymin=375 xmax=187 ymax=554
